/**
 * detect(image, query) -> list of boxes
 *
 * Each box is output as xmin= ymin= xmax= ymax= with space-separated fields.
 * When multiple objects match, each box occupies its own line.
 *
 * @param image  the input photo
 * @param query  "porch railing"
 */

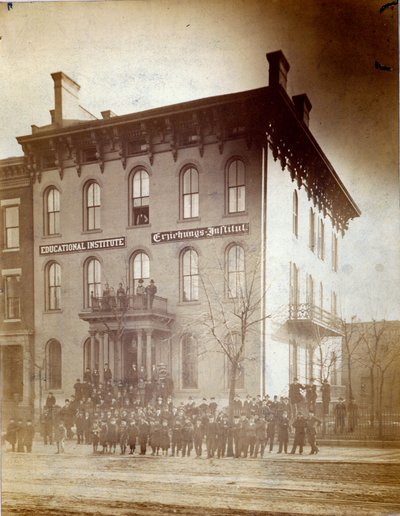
xmin=90 ymin=294 xmax=168 ymax=314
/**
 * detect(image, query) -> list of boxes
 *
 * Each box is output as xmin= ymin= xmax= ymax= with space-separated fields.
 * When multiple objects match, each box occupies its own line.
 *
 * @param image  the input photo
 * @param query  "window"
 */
xmin=46 ymin=262 xmax=61 ymax=310
xmin=319 ymin=282 xmax=324 ymax=312
xmin=289 ymin=262 xmax=299 ymax=306
xmin=227 ymin=245 xmax=245 ymax=298
xmin=4 ymin=205 xmax=19 ymax=249
xmin=85 ymin=258 xmax=101 ymax=307
xmin=181 ymin=334 xmax=198 ymax=389
xmin=309 ymin=208 xmax=315 ymax=252
xmin=46 ymin=340 xmax=62 ymax=390
xmin=293 ymin=190 xmax=298 ymax=237
xmin=45 ymin=187 xmax=60 ymax=235
xmin=318 ymin=218 xmax=325 ymax=260
xmin=132 ymin=252 xmax=150 ymax=294
xmin=182 ymin=248 xmax=199 ymax=301
xmin=132 ymin=169 xmax=149 ymax=225
xmin=227 ymin=159 xmax=245 ymax=213
xmin=82 ymin=146 xmax=97 ymax=163
xmin=182 ymin=167 xmax=199 ymax=219
xmin=290 ymin=339 xmax=298 ymax=382
xmin=332 ymin=233 xmax=338 ymax=271
xmin=84 ymin=181 xmax=101 ymax=231
xmin=307 ymin=274 xmax=314 ymax=305
xmin=4 ymin=274 xmax=21 ymax=320
xmin=331 ymin=291 xmax=337 ymax=316
xmin=83 ymin=336 xmax=99 ymax=371
xmin=226 ymin=334 xmax=244 ymax=389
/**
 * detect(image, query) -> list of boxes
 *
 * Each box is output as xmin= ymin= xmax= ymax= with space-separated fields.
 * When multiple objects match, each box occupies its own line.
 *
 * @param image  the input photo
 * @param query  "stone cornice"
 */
xmin=0 ymin=157 xmax=31 ymax=188
xmin=15 ymin=86 xmax=360 ymax=232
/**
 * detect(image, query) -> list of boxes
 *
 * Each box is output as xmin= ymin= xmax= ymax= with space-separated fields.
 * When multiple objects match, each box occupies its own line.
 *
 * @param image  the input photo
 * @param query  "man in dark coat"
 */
xmin=289 ymin=378 xmax=305 ymax=417
xmin=16 ymin=420 xmax=25 ymax=452
xmin=334 ymin=398 xmax=347 ymax=433
xmin=206 ymin=416 xmax=218 ymax=458
xmin=24 ymin=420 xmax=35 ymax=452
xmin=42 ymin=409 xmax=54 ymax=445
xmin=193 ymin=418 xmax=205 ymax=458
xmin=277 ymin=411 xmax=290 ymax=454
xmin=290 ymin=413 xmax=307 ymax=454
xmin=216 ymin=416 xmax=229 ymax=458
xmin=5 ymin=418 xmax=18 ymax=451
xmin=138 ymin=418 xmax=150 ymax=455
xmin=306 ymin=412 xmax=321 ymax=454
xmin=321 ymin=379 xmax=331 ymax=415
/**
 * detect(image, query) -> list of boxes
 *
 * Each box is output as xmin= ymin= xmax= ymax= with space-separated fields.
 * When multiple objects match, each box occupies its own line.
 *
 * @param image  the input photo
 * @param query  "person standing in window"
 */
xmin=136 ymin=279 xmax=146 ymax=308
xmin=145 ymin=279 xmax=157 ymax=309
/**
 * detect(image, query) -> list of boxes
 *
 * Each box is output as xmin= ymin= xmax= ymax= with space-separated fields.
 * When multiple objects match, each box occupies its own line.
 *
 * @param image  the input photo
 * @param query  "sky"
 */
xmin=0 ymin=0 xmax=398 ymax=320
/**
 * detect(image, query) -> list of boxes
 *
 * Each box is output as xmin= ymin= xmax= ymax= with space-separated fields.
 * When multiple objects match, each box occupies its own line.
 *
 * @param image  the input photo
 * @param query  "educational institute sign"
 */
xmin=39 ymin=236 xmax=126 ymax=256
xmin=151 ymin=222 xmax=249 ymax=244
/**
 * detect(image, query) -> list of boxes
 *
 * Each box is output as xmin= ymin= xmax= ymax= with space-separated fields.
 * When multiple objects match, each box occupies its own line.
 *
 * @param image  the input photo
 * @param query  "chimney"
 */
xmin=292 ymin=94 xmax=312 ymax=127
xmin=266 ymin=50 xmax=290 ymax=90
xmin=101 ymin=110 xmax=118 ymax=120
xmin=51 ymin=71 xmax=82 ymax=126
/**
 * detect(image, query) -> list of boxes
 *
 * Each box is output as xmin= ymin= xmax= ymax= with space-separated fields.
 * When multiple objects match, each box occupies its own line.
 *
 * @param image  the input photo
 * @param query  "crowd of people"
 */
xmin=3 ymin=371 xmax=359 ymax=457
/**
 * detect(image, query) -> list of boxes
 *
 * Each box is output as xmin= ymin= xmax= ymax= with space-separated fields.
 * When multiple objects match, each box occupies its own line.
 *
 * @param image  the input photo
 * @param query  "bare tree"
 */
xmin=358 ymin=320 xmax=400 ymax=436
xmin=189 ymin=248 xmax=272 ymax=423
xmin=340 ymin=316 xmax=365 ymax=400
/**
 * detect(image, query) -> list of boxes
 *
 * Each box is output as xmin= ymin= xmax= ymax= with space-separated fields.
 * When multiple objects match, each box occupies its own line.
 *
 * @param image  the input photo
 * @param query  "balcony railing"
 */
xmin=288 ymin=303 xmax=343 ymax=336
xmin=90 ymin=294 xmax=169 ymax=314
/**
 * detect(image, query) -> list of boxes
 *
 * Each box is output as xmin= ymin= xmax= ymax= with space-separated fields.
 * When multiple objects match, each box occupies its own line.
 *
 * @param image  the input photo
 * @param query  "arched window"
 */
xmin=309 ymin=208 xmax=315 ymax=251
xmin=44 ymin=187 xmax=60 ymax=235
xmin=131 ymin=169 xmax=149 ymax=225
xmin=181 ymin=334 xmax=198 ymax=389
xmin=290 ymin=262 xmax=299 ymax=306
xmin=46 ymin=262 xmax=61 ymax=310
xmin=332 ymin=232 xmax=338 ymax=271
xmin=306 ymin=273 xmax=314 ymax=306
xmin=85 ymin=258 xmax=101 ymax=307
xmin=318 ymin=218 xmax=325 ymax=260
xmin=227 ymin=159 xmax=245 ymax=213
xmin=181 ymin=248 xmax=199 ymax=302
xmin=293 ymin=190 xmax=298 ymax=237
xmin=46 ymin=339 xmax=62 ymax=390
xmin=225 ymin=333 xmax=244 ymax=389
xmin=227 ymin=245 xmax=245 ymax=298
xmin=84 ymin=181 xmax=101 ymax=230
xmin=132 ymin=252 xmax=150 ymax=294
xmin=182 ymin=167 xmax=199 ymax=219
xmin=83 ymin=337 xmax=99 ymax=371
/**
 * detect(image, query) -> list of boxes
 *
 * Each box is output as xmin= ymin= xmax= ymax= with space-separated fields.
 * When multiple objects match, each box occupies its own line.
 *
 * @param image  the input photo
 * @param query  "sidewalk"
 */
xmin=5 ymin=437 xmax=400 ymax=464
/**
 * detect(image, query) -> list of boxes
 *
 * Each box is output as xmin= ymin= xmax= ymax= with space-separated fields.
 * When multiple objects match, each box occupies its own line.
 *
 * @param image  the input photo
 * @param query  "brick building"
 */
xmin=12 ymin=50 xmax=360 ymax=412
xmin=0 ymin=157 xmax=35 ymax=422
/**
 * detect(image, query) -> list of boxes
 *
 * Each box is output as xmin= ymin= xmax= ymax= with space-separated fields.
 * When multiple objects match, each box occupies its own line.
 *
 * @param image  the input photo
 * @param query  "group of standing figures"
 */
xmin=91 ymin=280 xmax=158 ymax=311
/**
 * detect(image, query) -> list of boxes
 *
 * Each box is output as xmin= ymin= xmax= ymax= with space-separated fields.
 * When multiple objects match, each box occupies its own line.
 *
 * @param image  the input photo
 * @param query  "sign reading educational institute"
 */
xmin=151 ymin=223 xmax=249 ymax=244
xmin=39 ymin=236 xmax=126 ymax=256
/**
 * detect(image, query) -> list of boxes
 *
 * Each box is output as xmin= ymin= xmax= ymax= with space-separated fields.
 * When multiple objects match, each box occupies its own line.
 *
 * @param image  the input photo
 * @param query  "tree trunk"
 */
xmin=378 ymin=373 xmax=384 ymax=439
xmin=369 ymin=367 xmax=375 ymax=427
xmin=226 ymin=362 xmax=237 ymax=458
xmin=347 ymin=357 xmax=353 ymax=400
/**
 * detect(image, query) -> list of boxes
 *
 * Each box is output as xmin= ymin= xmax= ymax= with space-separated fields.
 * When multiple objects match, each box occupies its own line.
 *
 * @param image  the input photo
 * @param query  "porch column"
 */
xmin=137 ymin=330 xmax=143 ymax=368
xmin=119 ymin=335 xmax=124 ymax=380
xmin=108 ymin=333 xmax=114 ymax=381
xmin=89 ymin=330 xmax=96 ymax=370
xmin=99 ymin=332 xmax=105 ymax=383
xmin=308 ymin=345 xmax=314 ymax=382
xmin=23 ymin=337 xmax=32 ymax=405
xmin=145 ymin=330 xmax=153 ymax=379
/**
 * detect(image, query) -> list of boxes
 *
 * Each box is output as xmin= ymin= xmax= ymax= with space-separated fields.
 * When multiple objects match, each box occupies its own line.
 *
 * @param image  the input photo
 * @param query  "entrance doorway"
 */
xmin=2 ymin=345 xmax=23 ymax=401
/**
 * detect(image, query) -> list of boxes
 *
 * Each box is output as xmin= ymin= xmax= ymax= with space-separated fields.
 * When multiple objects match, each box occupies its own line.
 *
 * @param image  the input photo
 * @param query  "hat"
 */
xmin=139 ymin=279 xmax=144 ymax=283
xmin=150 ymin=279 xmax=155 ymax=283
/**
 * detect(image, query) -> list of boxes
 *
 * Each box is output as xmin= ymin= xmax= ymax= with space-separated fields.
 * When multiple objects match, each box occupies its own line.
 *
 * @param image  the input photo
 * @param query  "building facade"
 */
xmin=0 ymin=157 xmax=35 ymax=422
xmin=12 ymin=51 xmax=360 ymax=411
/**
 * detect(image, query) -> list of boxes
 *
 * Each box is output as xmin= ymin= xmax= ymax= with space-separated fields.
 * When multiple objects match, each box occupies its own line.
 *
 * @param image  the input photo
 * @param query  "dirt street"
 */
xmin=2 ymin=442 xmax=400 ymax=515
